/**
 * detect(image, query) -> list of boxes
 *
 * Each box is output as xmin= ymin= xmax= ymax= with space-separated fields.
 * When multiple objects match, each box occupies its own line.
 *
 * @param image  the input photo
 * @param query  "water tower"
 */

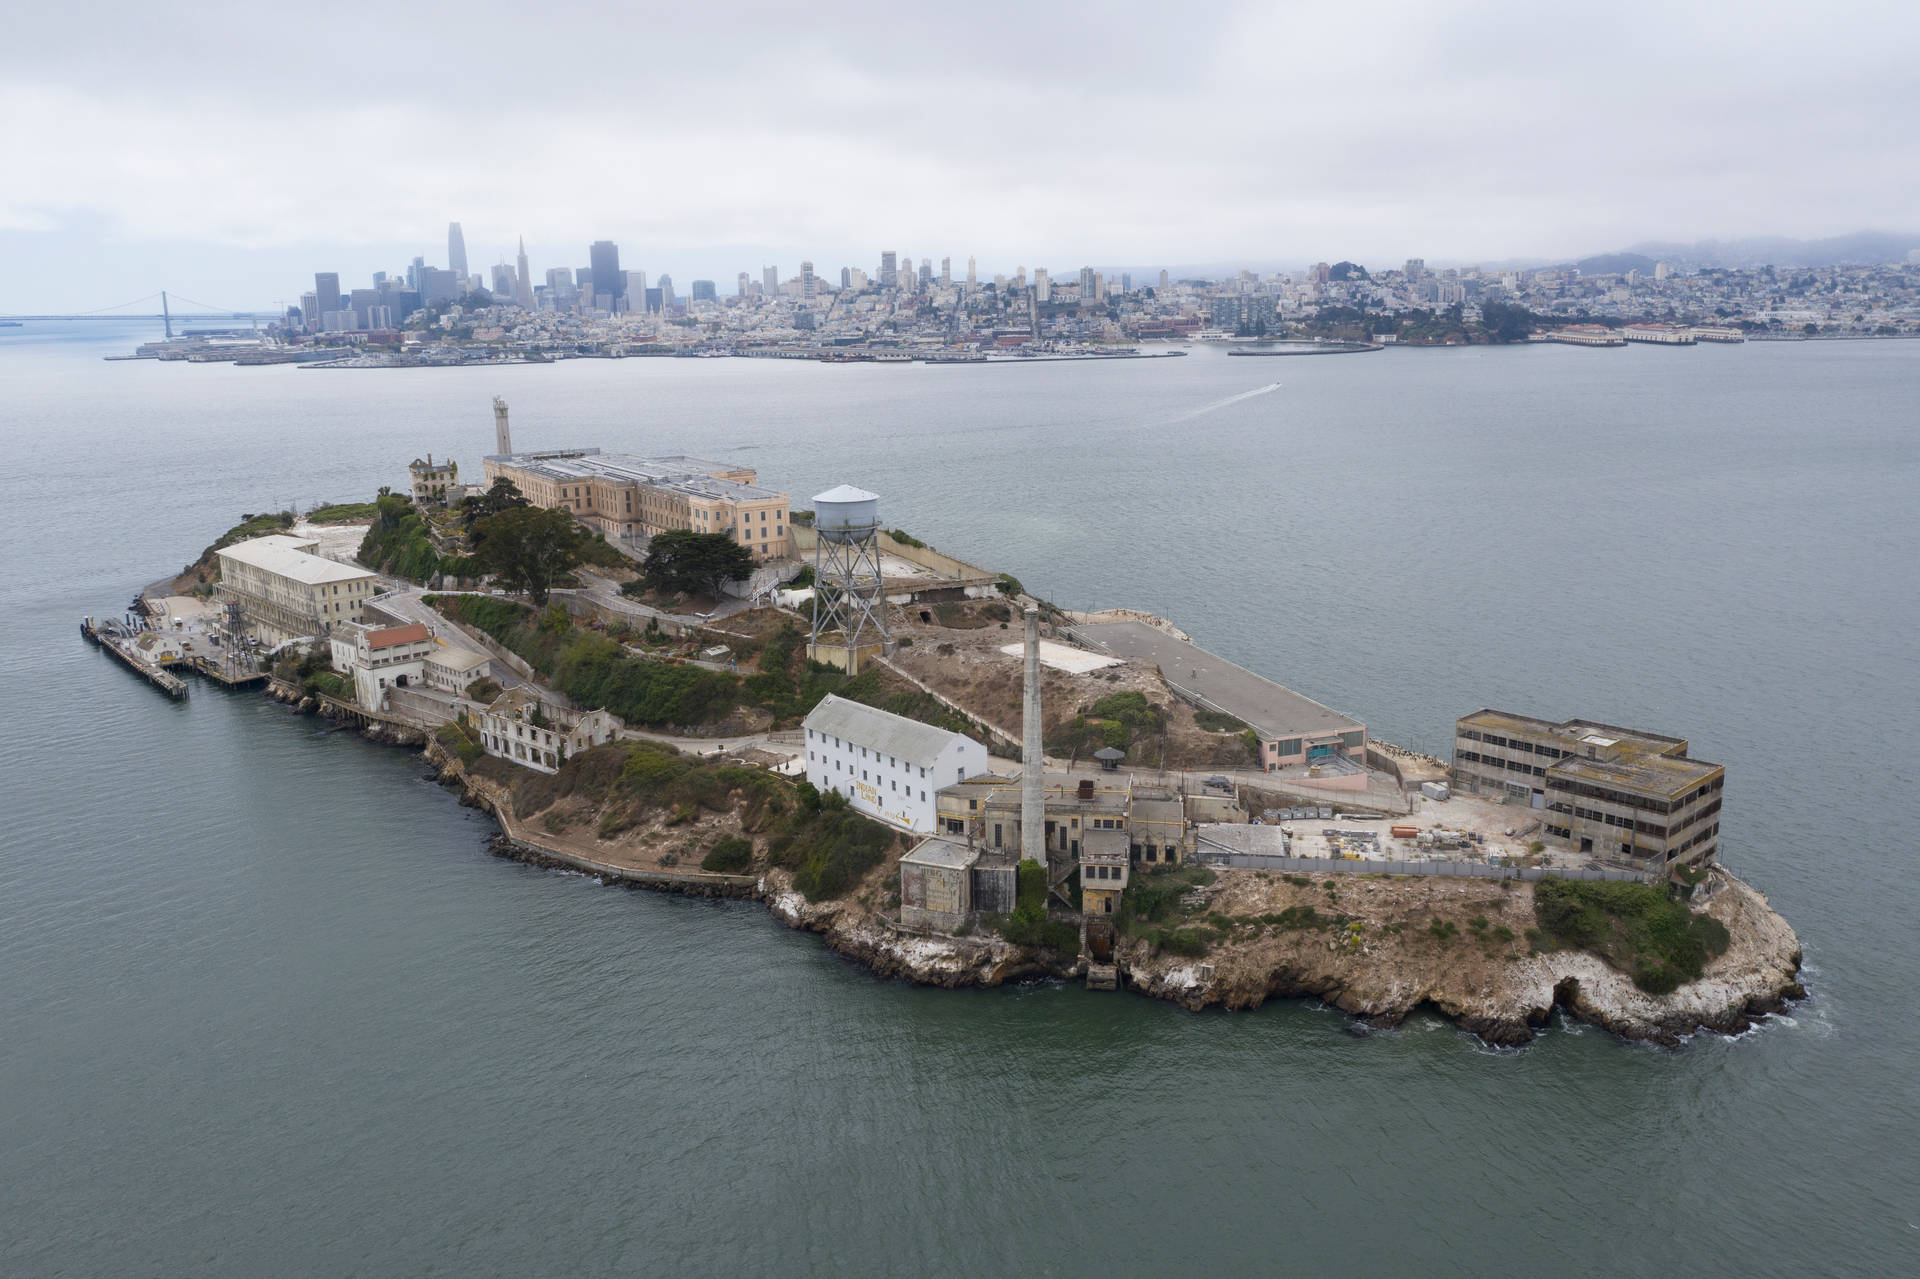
xmin=809 ymin=484 xmax=889 ymax=673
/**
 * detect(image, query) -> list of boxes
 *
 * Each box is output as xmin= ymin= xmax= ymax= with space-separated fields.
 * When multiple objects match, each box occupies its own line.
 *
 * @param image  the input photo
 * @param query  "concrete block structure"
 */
xmin=1452 ymin=709 xmax=1725 ymax=875
xmin=898 ymin=836 xmax=978 ymax=932
xmin=936 ymin=773 xmax=1174 ymax=863
xmin=803 ymin=694 xmax=987 ymax=833
xmin=482 ymin=446 xmax=790 ymax=559
xmin=215 ymin=534 xmax=378 ymax=644
xmin=423 ymin=646 xmax=492 ymax=696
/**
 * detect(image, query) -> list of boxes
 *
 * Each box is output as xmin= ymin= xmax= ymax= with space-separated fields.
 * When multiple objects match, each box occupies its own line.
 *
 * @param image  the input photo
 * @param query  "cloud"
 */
xmin=3 ymin=0 xmax=1917 ymax=309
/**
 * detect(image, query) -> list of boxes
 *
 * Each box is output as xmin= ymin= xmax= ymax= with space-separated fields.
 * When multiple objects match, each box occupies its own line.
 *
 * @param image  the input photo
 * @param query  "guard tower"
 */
xmin=808 ymin=484 xmax=889 ymax=673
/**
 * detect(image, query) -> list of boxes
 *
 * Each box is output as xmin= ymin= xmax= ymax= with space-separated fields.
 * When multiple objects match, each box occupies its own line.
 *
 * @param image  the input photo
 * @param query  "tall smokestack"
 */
xmin=1021 ymin=605 xmax=1044 ymax=865
xmin=493 ymin=396 xmax=512 ymax=455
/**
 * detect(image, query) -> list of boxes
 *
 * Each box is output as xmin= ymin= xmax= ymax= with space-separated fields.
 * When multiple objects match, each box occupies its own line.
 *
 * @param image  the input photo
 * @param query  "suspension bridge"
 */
xmin=1 ymin=290 xmax=279 ymax=335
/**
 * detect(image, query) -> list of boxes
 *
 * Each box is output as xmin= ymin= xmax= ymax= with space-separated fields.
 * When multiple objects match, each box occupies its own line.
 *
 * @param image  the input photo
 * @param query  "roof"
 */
xmin=1460 ymin=708 xmax=1688 ymax=756
xmin=1549 ymin=752 xmax=1721 ymax=800
xmin=1071 ymin=619 xmax=1361 ymax=740
xmin=814 ymin=483 xmax=879 ymax=504
xmin=426 ymin=646 xmax=490 ymax=672
xmin=490 ymin=450 xmax=783 ymax=503
xmin=804 ymin=694 xmax=977 ymax=766
xmin=368 ymin=623 xmax=430 ymax=649
xmin=217 ymin=535 xmax=376 ymax=586
xmin=899 ymin=836 xmax=979 ymax=871
xmin=1195 ymin=824 xmax=1292 ymax=856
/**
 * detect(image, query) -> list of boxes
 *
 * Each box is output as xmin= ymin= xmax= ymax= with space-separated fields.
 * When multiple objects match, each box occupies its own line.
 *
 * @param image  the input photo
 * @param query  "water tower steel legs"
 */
xmin=810 ymin=527 xmax=888 ymax=673
xmin=1021 ymin=605 xmax=1044 ymax=866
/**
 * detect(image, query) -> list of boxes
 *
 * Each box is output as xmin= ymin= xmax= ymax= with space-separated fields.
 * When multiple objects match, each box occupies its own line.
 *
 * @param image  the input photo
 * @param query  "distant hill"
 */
xmin=1568 ymin=252 xmax=1660 ymax=277
xmin=1618 ymin=231 xmax=1919 ymax=269
xmin=1328 ymin=260 xmax=1370 ymax=282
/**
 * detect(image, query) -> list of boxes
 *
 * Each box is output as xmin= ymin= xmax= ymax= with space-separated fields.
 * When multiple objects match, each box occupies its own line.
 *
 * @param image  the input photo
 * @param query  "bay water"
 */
xmin=2 ymin=322 xmax=1915 ymax=1275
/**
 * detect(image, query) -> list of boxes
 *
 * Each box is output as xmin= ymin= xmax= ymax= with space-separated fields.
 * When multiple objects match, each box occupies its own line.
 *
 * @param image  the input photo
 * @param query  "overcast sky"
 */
xmin=4 ymin=0 xmax=1917 ymax=312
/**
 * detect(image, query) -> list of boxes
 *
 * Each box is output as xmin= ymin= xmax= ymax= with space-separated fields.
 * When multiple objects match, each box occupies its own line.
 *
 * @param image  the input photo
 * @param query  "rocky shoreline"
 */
xmin=296 ymin=691 xmax=1805 ymax=1050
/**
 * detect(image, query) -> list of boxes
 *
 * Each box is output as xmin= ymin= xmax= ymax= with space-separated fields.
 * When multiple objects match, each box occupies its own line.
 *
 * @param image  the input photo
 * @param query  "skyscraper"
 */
xmin=763 ymin=265 xmax=779 ymax=294
xmin=448 ymin=223 xmax=468 ymax=281
xmin=880 ymin=251 xmax=897 ymax=288
xmin=1079 ymin=266 xmax=1095 ymax=296
xmin=314 ymin=272 xmax=341 ymax=320
xmin=515 ymin=238 xmax=535 ymax=309
xmin=491 ymin=263 xmax=516 ymax=297
xmin=967 ymin=255 xmax=976 ymax=286
xmin=801 ymin=261 xmax=815 ymax=298
xmin=738 ymin=271 xmax=750 ymax=298
xmin=589 ymin=240 xmax=623 ymax=310
xmin=940 ymin=257 xmax=951 ymax=287
xmin=841 ymin=266 xmax=852 ymax=289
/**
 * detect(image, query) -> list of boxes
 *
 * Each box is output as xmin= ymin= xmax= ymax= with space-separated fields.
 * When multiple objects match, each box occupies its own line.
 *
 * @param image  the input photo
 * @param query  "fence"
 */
xmin=1191 ymin=846 xmax=1653 ymax=884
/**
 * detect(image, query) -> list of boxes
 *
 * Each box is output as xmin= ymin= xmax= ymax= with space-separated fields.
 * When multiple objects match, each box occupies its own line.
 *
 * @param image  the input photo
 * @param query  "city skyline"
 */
xmin=5 ymin=0 xmax=1919 ymax=311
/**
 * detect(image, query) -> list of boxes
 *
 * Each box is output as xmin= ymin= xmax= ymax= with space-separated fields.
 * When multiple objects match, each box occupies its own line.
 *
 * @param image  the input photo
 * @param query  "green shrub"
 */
xmin=1158 ymin=928 xmax=1212 ymax=958
xmin=1533 ymin=877 xmax=1731 ymax=993
xmin=1428 ymin=917 xmax=1459 ymax=940
xmin=702 ymin=836 xmax=754 ymax=873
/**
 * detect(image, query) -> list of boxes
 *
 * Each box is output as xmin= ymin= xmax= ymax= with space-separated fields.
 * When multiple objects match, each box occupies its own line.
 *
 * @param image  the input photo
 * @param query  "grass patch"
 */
xmin=434 ymin=721 xmax=484 ymax=766
xmin=1193 ymin=708 xmax=1249 ymax=734
xmin=306 ymin=500 xmax=382 ymax=523
xmin=1533 ymin=877 xmax=1731 ymax=994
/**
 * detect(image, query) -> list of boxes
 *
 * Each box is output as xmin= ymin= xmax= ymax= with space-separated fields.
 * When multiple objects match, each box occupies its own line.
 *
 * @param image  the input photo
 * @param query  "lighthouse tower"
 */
xmin=492 ymin=396 xmax=512 ymax=455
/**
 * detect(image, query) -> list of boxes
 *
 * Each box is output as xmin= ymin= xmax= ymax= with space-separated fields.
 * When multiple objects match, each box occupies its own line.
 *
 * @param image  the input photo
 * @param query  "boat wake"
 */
xmin=1171 ymin=381 xmax=1280 ymax=423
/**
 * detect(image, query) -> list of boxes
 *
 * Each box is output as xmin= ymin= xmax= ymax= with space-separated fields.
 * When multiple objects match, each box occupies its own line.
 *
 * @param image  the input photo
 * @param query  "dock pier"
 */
xmin=80 ymin=618 xmax=188 ymax=699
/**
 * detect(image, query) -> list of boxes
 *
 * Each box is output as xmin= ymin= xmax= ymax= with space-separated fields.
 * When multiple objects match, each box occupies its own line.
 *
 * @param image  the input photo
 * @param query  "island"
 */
xmin=86 ymin=424 xmax=1803 ymax=1049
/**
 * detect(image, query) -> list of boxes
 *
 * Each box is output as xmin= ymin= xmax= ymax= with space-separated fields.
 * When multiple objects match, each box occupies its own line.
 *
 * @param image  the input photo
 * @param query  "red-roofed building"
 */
xmin=330 ymin=620 xmax=440 ymax=711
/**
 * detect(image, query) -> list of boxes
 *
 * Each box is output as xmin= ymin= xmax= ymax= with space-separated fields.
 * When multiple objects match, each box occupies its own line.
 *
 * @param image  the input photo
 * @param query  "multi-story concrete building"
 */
xmin=474 ymin=687 xmax=618 ymax=773
xmin=408 ymin=454 xmax=459 ymax=504
xmin=327 ymin=620 xmax=436 ymax=711
xmin=215 ymin=534 xmax=378 ymax=643
xmin=1452 ymin=709 xmax=1725 ymax=875
xmin=423 ymin=645 xmax=492 ymax=696
xmin=482 ymin=447 xmax=791 ymax=559
xmin=802 ymin=694 xmax=988 ymax=833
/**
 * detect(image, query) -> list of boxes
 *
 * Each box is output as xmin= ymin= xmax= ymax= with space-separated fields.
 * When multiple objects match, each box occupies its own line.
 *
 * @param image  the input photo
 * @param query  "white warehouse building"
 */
xmin=802 ymin=694 xmax=988 ymax=834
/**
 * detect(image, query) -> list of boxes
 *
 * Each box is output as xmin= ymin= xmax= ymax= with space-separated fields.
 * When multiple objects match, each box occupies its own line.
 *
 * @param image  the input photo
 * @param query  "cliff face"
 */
xmin=762 ymin=875 xmax=1065 ymax=988
xmin=1119 ymin=868 xmax=1803 ymax=1046
xmin=763 ymin=864 xmax=1800 ymax=1048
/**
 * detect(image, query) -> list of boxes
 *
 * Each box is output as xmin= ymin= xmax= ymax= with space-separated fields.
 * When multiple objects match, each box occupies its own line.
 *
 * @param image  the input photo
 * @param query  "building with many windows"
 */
xmin=215 ymin=534 xmax=378 ymax=644
xmin=802 ymin=694 xmax=987 ymax=833
xmin=474 ymin=687 xmax=619 ymax=773
xmin=482 ymin=447 xmax=791 ymax=559
xmin=1452 ymin=709 xmax=1725 ymax=875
